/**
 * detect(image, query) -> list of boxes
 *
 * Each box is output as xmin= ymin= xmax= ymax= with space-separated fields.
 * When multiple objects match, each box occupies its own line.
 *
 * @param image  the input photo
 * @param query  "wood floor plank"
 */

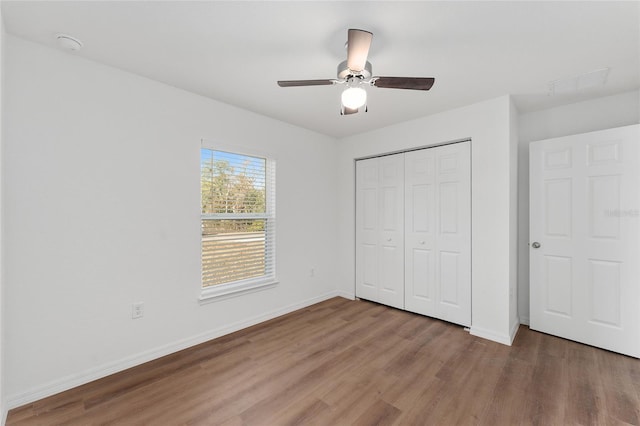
xmin=239 ymin=345 xmax=368 ymax=425
xmin=7 ymin=298 xmax=640 ymax=425
xmin=478 ymin=337 xmax=538 ymax=424
xmin=268 ymin=396 xmax=330 ymax=426
xmin=596 ymin=348 xmax=640 ymax=425
xmin=522 ymin=332 xmax=571 ymax=425
xmin=352 ymin=399 xmax=401 ymax=426
xmin=175 ymin=350 xmax=336 ymax=425
xmin=447 ymin=341 xmax=510 ymax=425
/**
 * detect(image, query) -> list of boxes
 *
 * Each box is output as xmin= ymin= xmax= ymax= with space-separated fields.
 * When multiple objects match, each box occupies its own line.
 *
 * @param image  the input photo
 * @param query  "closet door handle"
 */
xmin=386 ymin=238 xmax=392 ymax=242
xmin=419 ymin=241 xmax=425 ymax=245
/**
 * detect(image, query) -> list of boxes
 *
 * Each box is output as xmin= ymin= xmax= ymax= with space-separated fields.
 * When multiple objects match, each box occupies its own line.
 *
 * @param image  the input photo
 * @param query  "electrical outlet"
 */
xmin=132 ymin=302 xmax=144 ymax=319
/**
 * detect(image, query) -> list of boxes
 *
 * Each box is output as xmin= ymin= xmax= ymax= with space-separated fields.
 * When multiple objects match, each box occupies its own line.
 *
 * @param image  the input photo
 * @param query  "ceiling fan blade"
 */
xmin=347 ymin=29 xmax=373 ymax=72
xmin=277 ymin=79 xmax=335 ymax=87
xmin=372 ymin=77 xmax=435 ymax=91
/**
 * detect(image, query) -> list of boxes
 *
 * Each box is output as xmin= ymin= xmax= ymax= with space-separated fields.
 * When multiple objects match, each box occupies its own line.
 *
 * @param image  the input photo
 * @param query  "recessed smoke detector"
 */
xmin=56 ymin=34 xmax=83 ymax=51
xmin=548 ymin=68 xmax=610 ymax=95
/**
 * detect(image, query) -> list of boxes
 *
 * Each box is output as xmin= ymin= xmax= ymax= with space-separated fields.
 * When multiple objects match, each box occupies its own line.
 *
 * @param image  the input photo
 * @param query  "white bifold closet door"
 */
xmin=356 ymin=141 xmax=471 ymax=327
xmin=355 ymin=154 xmax=405 ymax=309
xmin=404 ymin=142 xmax=471 ymax=326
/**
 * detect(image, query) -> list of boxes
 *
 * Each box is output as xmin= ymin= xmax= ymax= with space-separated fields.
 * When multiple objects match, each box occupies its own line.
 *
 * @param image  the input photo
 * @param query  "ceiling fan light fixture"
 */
xmin=341 ymin=86 xmax=367 ymax=109
xmin=276 ymin=29 xmax=435 ymax=115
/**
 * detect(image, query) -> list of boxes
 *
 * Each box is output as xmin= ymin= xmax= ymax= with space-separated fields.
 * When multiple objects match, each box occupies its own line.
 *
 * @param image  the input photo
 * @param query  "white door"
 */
xmin=355 ymin=154 xmax=405 ymax=309
xmin=530 ymin=124 xmax=640 ymax=358
xmin=404 ymin=142 xmax=471 ymax=326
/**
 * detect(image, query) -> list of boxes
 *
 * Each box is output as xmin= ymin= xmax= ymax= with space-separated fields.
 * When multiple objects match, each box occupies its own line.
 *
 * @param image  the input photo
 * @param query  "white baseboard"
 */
xmin=469 ymin=325 xmax=514 ymax=346
xmin=519 ymin=316 xmax=530 ymax=326
xmin=2 ymin=406 xmax=7 ymax=426
xmin=336 ymin=291 xmax=355 ymax=300
xmin=6 ymin=291 xmax=342 ymax=411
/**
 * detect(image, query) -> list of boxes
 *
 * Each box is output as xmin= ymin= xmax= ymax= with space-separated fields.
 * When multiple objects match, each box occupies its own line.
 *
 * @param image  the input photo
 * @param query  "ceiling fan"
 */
xmin=277 ymin=29 xmax=435 ymax=115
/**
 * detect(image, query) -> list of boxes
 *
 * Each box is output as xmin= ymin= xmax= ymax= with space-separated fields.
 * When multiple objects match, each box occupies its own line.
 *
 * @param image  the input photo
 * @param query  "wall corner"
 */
xmin=508 ymin=97 xmax=520 ymax=337
xmin=0 ymin=5 xmax=6 ymax=423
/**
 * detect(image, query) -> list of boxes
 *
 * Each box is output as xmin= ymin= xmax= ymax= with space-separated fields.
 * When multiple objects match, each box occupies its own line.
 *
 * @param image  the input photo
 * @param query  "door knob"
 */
xmin=419 ymin=241 xmax=425 ymax=245
xmin=531 ymin=242 xmax=541 ymax=249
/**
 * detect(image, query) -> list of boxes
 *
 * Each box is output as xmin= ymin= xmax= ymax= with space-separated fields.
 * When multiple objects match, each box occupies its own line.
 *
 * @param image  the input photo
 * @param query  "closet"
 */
xmin=355 ymin=141 xmax=471 ymax=326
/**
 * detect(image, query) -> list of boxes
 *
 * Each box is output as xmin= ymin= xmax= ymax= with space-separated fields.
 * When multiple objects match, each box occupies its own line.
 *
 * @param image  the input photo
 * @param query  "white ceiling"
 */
xmin=2 ymin=1 xmax=639 ymax=138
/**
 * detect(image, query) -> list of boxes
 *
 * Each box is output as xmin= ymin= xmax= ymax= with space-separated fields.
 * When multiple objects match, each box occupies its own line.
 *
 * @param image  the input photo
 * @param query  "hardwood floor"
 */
xmin=7 ymin=297 xmax=640 ymax=425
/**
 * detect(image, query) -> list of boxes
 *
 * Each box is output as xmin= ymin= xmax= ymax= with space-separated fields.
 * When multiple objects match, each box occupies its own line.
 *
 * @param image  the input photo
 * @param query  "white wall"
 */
xmin=517 ymin=90 xmax=640 ymax=324
xmin=3 ymin=35 xmax=339 ymax=407
xmin=336 ymin=95 xmax=519 ymax=345
xmin=0 ymin=6 xmax=5 ymax=425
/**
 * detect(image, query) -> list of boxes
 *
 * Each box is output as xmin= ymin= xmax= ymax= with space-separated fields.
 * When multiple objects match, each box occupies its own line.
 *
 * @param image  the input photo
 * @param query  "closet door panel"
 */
xmin=377 ymin=154 xmax=405 ymax=309
xmin=405 ymin=149 xmax=437 ymax=315
xmin=435 ymin=142 xmax=471 ymax=326
xmin=356 ymin=158 xmax=380 ymax=302
xmin=356 ymin=154 xmax=404 ymax=308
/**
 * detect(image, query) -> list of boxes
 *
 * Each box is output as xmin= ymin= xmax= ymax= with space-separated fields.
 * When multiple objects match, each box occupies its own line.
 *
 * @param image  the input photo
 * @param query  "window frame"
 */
xmin=199 ymin=144 xmax=277 ymax=302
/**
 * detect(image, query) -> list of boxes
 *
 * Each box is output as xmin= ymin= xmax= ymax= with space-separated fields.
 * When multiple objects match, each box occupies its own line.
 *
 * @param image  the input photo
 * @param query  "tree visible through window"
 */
xmin=201 ymin=149 xmax=275 ymax=289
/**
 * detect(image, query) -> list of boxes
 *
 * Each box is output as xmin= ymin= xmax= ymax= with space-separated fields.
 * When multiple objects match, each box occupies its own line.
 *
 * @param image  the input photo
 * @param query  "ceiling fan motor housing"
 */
xmin=337 ymin=60 xmax=372 ymax=80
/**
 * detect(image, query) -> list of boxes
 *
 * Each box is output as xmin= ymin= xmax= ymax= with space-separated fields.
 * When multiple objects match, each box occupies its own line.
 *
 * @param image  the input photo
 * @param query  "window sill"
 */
xmin=199 ymin=278 xmax=279 ymax=304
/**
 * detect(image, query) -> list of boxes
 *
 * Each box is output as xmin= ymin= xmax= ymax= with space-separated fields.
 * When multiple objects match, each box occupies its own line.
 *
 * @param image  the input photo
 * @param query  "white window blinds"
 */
xmin=201 ymin=149 xmax=276 ymax=289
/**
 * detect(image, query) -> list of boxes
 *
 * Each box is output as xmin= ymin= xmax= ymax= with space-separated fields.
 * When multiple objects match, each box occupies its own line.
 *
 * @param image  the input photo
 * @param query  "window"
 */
xmin=200 ymin=148 xmax=276 ymax=300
